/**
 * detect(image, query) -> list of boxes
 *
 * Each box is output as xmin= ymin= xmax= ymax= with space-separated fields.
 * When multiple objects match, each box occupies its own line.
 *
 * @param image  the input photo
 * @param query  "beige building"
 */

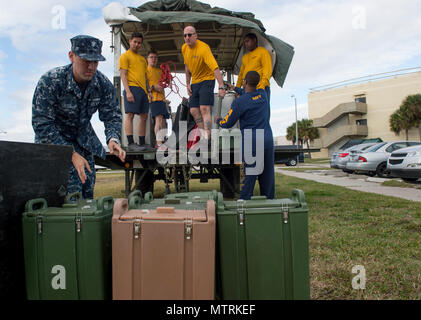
xmin=274 ymin=136 xmax=293 ymax=146
xmin=308 ymin=69 xmax=421 ymax=158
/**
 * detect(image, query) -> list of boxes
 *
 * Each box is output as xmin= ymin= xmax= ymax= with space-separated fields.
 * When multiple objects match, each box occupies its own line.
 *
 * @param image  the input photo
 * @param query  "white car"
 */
xmin=387 ymin=145 xmax=421 ymax=182
xmin=330 ymin=143 xmax=377 ymax=172
xmin=346 ymin=141 xmax=421 ymax=178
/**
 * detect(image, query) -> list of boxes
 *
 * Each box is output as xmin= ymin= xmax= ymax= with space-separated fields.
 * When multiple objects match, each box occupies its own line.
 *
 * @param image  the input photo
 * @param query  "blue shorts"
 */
xmin=150 ymin=101 xmax=170 ymax=119
xmin=189 ymin=79 xmax=215 ymax=108
xmin=124 ymin=86 xmax=149 ymax=114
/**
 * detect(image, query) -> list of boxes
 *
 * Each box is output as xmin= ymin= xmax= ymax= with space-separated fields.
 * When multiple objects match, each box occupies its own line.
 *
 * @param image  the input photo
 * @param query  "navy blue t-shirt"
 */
xmin=218 ymin=88 xmax=273 ymax=151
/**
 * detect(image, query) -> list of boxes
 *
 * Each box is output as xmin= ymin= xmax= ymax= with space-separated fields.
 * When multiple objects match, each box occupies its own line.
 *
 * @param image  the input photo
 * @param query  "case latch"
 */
xmin=185 ymin=218 xmax=193 ymax=240
xmin=134 ymin=220 xmax=141 ymax=239
xmin=37 ymin=216 xmax=43 ymax=235
xmin=184 ymin=218 xmax=193 ymax=240
xmin=237 ymin=199 xmax=245 ymax=226
xmin=282 ymin=203 xmax=289 ymax=224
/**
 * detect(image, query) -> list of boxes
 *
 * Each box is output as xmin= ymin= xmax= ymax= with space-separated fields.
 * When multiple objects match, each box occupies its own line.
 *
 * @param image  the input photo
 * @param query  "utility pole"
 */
xmin=291 ymin=95 xmax=299 ymax=167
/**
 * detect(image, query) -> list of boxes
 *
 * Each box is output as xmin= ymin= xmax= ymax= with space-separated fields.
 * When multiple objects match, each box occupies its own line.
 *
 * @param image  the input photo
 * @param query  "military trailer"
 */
xmin=98 ymin=0 xmax=315 ymax=198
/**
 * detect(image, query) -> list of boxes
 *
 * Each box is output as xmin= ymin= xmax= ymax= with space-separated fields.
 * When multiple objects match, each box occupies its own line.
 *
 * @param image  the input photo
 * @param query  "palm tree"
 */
xmin=400 ymin=94 xmax=421 ymax=140
xmin=286 ymin=119 xmax=319 ymax=157
xmin=300 ymin=119 xmax=319 ymax=158
xmin=286 ymin=122 xmax=301 ymax=146
xmin=389 ymin=107 xmax=412 ymax=140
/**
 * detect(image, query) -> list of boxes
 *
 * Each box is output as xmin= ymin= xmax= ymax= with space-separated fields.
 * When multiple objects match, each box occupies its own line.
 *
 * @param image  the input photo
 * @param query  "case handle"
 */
xmin=250 ymin=196 xmax=267 ymax=200
xmin=25 ymin=198 xmax=48 ymax=212
xmin=144 ymin=192 xmax=153 ymax=203
xmin=97 ymin=196 xmax=114 ymax=211
xmin=64 ymin=192 xmax=82 ymax=204
xmin=173 ymin=194 xmax=188 ymax=199
xmin=157 ymin=207 xmax=175 ymax=214
xmin=164 ymin=198 xmax=181 ymax=204
xmin=291 ymin=189 xmax=306 ymax=205
xmin=128 ymin=190 xmax=142 ymax=210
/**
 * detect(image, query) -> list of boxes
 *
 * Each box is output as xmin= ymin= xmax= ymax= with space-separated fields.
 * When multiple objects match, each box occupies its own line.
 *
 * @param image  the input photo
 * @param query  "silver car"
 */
xmin=330 ymin=143 xmax=377 ymax=172
xmin=346 ymin=141 xmax=421 ymax=178
xmin=387 ymin=145 xmax=421 ymax=182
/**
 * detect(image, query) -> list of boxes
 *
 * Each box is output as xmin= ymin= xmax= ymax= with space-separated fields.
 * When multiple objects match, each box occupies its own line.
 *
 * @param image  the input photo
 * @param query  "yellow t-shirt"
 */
xmin=182 ymin=39 xmax=219 ymax=84
xmin=119 ymin=50 xmax=147 ymax=93
xmin=236 ymin=46 xmax=272 ymax=90
xmin=146 ymin=66 xmax=165 ymax=102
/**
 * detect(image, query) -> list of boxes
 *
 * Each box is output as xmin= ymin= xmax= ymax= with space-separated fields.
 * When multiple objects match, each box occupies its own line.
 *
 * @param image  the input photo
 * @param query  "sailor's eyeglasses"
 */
xmin=184 ymin=33 xmax=196 ymax=38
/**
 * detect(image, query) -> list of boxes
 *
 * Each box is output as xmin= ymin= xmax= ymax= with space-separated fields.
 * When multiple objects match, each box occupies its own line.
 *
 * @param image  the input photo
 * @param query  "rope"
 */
xmin=158 ymin=61 xmax=187 ymax=100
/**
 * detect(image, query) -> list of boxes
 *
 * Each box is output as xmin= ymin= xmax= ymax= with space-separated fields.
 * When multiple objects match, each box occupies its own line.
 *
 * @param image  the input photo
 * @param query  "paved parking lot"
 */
xmin=276 ymin=165 xmax=421 ymax=202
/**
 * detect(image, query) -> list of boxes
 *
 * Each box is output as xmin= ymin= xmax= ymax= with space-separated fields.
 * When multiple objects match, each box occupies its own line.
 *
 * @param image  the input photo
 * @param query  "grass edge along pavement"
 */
xmin=94 ymin=171 xmax=421 ymax=300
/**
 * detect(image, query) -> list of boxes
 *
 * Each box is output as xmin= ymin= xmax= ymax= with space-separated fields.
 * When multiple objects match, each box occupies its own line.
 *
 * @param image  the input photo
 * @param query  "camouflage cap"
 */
xmin=70 ymin=35 xmax=106 ymax=62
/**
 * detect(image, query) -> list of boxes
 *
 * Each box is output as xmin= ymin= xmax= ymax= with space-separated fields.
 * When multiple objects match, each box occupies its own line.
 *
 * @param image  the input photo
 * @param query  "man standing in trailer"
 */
xmin=182 ymin=26 xmax=226 ymax=143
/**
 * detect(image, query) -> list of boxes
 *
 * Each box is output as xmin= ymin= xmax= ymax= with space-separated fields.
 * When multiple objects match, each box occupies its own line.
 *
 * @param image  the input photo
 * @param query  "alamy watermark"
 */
xmin=352 ymin=5 xmax=367 ymax=30
xmin=51 ymin=265 xmax=66 ymax=290
xmin=51 ymin=5 xmax=66 ymax=30
xmin=155 ymin=121 xmax=266 ymax=175
xmin=352 ymin=265 xmax=366 ymax=290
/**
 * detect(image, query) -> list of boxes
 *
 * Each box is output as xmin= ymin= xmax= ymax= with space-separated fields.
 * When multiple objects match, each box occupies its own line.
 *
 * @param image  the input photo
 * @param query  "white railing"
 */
xmin=310 ymin=67 xmax=421 ymax=93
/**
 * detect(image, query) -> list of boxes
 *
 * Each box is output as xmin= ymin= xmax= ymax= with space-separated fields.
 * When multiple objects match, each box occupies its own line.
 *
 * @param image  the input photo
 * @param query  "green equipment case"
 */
xmin=22 ymin=193 xmax=113 ymax=300
xmin=216 ymin=189 xmax=310 ymax=300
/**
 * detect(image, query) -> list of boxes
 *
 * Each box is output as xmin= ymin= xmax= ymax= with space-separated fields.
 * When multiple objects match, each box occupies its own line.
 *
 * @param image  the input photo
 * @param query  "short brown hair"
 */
xmin=131 ymin=32 xmax=143 ymax=40
xmin=148 ymin=49 xmax=158 ymax=56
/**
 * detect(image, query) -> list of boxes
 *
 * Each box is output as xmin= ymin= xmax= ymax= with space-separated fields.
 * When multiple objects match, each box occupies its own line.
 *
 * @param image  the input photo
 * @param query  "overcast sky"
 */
xmin=1 ymin=0 xmax=421 ymax=144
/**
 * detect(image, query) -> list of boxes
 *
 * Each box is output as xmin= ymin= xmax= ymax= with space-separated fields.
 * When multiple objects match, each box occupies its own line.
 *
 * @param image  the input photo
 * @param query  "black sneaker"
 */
xmin=127 ymin=143 xmax=147 ymax=152
xmin=140 ymin=144 xmax=155 ymax=152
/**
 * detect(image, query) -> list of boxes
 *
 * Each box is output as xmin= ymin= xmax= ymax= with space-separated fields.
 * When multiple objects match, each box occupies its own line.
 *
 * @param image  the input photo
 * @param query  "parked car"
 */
xmin=387 ymin=145 xmax=421 ymax=182
xmin=345 ymin=141 xmax=421 ymax=178
xmin=338 ymin=138 xmax=383 ymax=151
xmin=330 ymin=143 xmax=377 ymax=171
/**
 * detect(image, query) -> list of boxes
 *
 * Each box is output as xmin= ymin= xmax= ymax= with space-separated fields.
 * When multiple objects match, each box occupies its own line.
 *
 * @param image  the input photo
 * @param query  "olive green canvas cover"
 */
xmin=128 ymin=0 xmax=294 ymax=87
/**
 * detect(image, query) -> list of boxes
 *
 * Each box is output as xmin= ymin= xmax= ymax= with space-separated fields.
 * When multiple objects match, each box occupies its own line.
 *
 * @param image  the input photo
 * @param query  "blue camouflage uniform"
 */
xmin=32 ymin=35 xmax=122 ymax=199
xmin=217 ymin=88 xmax=275 ymax=200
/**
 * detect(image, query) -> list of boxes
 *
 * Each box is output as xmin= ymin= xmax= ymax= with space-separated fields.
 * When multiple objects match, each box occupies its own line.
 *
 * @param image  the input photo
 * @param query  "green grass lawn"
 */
xmin=95 ymin=171 xmax=421 ymax=300
xmin=382 ymin=180 xmax=421 ymax=190
xmin=278 ymin=167 xmax=336 ymax=172
xmin=304 ymin=157 xmax=330 ymax=164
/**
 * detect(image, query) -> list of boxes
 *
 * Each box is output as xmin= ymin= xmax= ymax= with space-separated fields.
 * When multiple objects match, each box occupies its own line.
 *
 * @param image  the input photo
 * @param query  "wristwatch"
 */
xmin=219 ymin=87 xmax=225 ymax=90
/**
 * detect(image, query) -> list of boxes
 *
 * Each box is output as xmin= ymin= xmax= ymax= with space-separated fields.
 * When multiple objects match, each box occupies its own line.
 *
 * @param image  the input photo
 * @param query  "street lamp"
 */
xmin=291 ymin=95 xmax=299 ymax=167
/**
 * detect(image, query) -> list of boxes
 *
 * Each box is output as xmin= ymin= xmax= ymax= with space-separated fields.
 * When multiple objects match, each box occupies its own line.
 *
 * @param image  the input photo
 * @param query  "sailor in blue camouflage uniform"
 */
xmin=32 ymin=35 xmax=126 ymax=199
xmin=215 ymin=71 xmax=275 ymax=200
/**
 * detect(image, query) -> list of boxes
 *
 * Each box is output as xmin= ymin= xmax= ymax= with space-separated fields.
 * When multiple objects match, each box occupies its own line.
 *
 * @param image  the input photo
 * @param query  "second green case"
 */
xmin=216 ymin=189 xmax=310 ymax=300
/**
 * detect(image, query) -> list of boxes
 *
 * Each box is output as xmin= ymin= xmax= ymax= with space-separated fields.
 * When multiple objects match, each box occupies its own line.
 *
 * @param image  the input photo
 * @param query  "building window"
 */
xmin=355 ymin=95 xmax=366 ymax=103
xmin=356 ymin=119 xmax=367 ymax=126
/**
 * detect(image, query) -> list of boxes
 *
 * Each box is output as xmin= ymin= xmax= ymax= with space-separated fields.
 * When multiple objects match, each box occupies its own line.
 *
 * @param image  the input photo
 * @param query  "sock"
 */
xmin=139 ymin=136 xmax=146 ymax=145
xmin=127 ymin=135 xmax=134 ymax=144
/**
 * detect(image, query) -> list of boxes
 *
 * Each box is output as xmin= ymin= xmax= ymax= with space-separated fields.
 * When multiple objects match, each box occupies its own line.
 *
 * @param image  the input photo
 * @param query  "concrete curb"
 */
xmin=275 ymin=168 xmax=421 ymax=202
